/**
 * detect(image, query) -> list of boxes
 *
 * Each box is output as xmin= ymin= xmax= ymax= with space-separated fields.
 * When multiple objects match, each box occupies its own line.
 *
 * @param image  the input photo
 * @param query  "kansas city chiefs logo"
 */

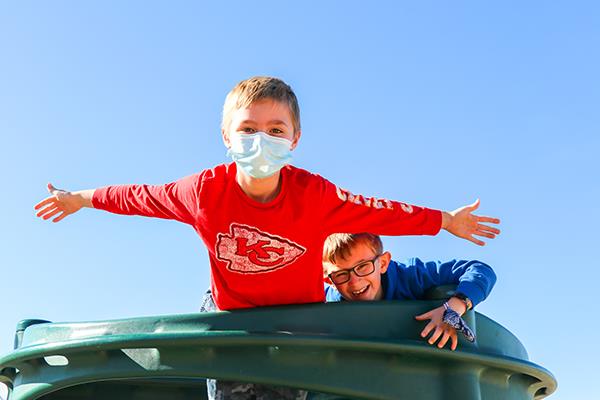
xmin=216 ymin=224 xmax=306 ymax=274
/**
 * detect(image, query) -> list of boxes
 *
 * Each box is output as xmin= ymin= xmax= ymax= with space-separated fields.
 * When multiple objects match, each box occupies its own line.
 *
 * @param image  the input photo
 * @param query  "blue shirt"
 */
xmin=324 ymin=258 xmax=496 ymax=307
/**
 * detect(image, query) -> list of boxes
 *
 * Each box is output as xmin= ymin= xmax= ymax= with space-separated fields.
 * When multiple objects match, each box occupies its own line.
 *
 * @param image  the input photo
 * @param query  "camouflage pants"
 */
xmin=200 ymin=290 xmax=308 ymax=400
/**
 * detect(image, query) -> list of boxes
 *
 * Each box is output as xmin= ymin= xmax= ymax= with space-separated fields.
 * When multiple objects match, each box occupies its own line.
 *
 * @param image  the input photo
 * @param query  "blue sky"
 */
xmin=1 ymin=2 xmax=599 ymax=399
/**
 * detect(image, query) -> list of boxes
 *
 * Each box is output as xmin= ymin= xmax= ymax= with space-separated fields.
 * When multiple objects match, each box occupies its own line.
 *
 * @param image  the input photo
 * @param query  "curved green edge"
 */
xmin=0 ymin=301 xmax=557 ymax=400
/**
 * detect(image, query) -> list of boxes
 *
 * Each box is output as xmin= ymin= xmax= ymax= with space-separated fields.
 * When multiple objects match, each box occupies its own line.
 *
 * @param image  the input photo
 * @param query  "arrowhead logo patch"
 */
xmin=216 ymin=223 xmax=306 ymax=274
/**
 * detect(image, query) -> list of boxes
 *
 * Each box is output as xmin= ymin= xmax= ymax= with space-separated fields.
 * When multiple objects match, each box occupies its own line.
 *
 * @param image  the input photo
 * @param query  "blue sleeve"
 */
xmin=324 ymin=283 xmax=343 ymax=302
xmin=394 ymin=258 xmax=496 ymax=307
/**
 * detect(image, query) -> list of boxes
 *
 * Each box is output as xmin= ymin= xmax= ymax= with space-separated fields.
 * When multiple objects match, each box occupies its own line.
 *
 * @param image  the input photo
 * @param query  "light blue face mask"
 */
xmin=227 ymin=131 xmax=293 ymax=179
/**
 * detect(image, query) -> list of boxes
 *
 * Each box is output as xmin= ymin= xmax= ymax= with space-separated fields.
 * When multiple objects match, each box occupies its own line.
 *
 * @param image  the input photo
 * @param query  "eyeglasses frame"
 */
xmin=328 ymin=254 xmax=382 ymax=285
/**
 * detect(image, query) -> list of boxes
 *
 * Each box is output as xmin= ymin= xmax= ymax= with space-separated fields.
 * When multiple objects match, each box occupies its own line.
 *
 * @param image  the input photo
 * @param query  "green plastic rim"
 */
xmin=0 ymin=301 xmax=556 ymax=400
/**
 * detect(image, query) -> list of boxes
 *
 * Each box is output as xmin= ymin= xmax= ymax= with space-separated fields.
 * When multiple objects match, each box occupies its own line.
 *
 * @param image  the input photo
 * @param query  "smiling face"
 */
xmin=222 ymin=98 xmax=301 ymax=149
xmin=323 ymin=242 xmax=391 ymax=301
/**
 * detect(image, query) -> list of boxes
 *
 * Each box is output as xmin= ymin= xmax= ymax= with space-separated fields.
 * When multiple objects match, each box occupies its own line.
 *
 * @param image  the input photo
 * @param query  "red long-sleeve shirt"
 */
xmin=92 ymin=163 xmax=442 ymax=310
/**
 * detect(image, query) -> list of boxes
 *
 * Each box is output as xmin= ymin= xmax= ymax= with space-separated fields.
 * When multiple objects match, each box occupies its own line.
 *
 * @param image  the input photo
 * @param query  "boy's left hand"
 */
xmin=441 ymin=199 xmax=501 ymax=246
xmin=415 ymin=298 xmax=466 ymax=351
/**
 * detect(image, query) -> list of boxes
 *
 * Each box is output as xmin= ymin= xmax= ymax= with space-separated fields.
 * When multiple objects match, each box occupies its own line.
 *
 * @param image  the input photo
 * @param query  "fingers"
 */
xmin=420 ymin=321 xmax=435 ymax=338
xmin=428 ymin=326 xmax=444 ymax=345
xmin=466 ymin=235 xmax=485 ymax=246
xmin=437 ymin=329 xmax=452 ymax=349
xmin=52 ymin=212 xmax=67 ymax=223
xmin=474 ymin=223 xmax=501 ymax=241
xmin=476 ymin=215 xmax=500 ymax=225
xmin=424 ymin=326 xmax=458 ymax=351
xmin=475 ymin=230 xmax=496 ymax=239
xmin=41 ymin=208 xmax=62 ymax=221
xmin=477 ymin=223 xmax=500 ymax=235
xmin=418 ymin=311 xmax=459 ymax=350
xmin=451 ymin=332 xmax=458 ymax=351
xmin=415 ymin=311 xmax=432 ymax=320
xmin=34 ymin=197 xmax=56 ymax=210
xmin=36 ymin=204 xmax=58 ymax=218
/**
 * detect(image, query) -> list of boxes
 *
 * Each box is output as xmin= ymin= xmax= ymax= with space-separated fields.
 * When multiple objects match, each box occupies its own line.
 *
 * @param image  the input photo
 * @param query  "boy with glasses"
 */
xmin=323 ymin=233 xmax=496 ymax=351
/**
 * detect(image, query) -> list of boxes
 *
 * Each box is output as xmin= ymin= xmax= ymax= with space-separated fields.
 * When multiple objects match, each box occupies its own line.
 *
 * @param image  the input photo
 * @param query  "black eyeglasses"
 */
xmin=328 ymin=255 xmax=381 ymax=285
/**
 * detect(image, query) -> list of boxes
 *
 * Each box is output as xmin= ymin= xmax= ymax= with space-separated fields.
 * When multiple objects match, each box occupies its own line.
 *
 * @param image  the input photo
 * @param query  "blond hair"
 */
xmin=323 ymin=233 xmax=384 ymax=264
xmin=221 ymin=76 xmax=301 ymax=133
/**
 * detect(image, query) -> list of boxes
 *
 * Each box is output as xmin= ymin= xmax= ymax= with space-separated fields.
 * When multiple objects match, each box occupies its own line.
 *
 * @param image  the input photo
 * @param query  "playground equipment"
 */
xmin=0 ymin=288 xmax=556 ymax=399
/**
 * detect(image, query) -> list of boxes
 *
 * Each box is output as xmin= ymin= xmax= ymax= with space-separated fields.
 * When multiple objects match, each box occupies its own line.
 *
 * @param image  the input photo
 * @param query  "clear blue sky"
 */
xmin=1 ymin=2 xmax=599 ymax=399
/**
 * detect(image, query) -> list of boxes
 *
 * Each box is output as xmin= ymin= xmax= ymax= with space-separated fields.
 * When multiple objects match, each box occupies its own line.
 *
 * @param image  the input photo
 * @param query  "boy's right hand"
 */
xmin=415 ymin=304 xmax=460 ymax=351
xmin=34 ymin=183 xmax=94 ymax=223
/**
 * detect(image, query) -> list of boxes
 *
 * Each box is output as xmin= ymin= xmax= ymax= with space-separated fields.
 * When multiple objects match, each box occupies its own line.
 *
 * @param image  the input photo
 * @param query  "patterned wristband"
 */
xmin=443 ymin=302 xmax=476 ymax=342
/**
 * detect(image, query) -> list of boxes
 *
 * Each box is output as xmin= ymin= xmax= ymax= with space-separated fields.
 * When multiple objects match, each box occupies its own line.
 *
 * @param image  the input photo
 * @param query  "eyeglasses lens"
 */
xmin=330 ymin=261 xmax=376 ymax=284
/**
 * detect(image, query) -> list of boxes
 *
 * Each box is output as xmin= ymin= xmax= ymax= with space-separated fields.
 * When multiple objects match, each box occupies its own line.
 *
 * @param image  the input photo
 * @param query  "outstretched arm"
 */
xmin=318 ymin=177 xmax=499 ymax=246
xmin=441 ymin=199 xmax=500 ymax=246
xmin=35 ymin=174 xmax=201 ymax=224
xmin=34 ymin=183 xmax=95 ymax=223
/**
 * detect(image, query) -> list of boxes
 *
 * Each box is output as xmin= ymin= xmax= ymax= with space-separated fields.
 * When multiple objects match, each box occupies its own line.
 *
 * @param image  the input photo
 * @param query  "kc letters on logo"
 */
xmin=216 ymin=224 xmax=306 ymax=274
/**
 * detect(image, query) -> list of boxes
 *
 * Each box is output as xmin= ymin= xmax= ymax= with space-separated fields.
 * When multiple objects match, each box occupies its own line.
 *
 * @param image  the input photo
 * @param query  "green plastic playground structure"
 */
xmin=0 ymin=287 xmax=556 ymax=399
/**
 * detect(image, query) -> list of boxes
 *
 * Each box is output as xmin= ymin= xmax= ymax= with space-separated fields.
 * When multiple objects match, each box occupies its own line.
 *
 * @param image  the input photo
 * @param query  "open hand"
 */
xmin=415 ymin=305 xmax=459 ymax=351
xmin=34 ymin=183 xmax=85 ymax=223
xmin=442 ymin=199 xmax=500 ymax=246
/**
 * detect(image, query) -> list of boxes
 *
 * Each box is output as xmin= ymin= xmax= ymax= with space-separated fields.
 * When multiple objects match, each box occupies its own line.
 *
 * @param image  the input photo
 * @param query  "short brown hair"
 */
xmin=221 ymin=76 xmax=301 ymax=133
xmin=323 ymin=233 xmax=384 ymax=264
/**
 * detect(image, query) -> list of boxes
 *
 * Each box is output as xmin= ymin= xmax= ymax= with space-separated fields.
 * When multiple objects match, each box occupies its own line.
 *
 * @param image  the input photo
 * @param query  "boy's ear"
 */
xmin=290 ymin=130 xmax=301 ymax=150
xmin=222 ymin=129 xmax=231 ymax=148
xmin=379 ymin=251 xmax=392 ymax=274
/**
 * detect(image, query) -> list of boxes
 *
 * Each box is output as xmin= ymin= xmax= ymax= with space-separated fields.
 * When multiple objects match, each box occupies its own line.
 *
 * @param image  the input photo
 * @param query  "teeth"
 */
xmin=352 ymin=286 xmax=368 ymax=295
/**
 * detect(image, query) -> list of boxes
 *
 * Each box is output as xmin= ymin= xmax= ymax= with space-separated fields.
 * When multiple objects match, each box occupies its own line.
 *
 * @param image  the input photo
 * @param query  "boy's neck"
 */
xmin=236 ymin=170 xmax=282 ymax=203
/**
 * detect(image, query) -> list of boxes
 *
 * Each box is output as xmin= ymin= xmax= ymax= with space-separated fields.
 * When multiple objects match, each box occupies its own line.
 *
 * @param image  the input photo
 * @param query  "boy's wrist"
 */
xmin=447 ymin=297 xmax=467 ymax=316
xmin=453 ymin=292 xmax=473 ymax=310
xmin=73 ymin=189 xmax=95 ymax=208
xmin=441 ymin=211 xmax=451 ymax=230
